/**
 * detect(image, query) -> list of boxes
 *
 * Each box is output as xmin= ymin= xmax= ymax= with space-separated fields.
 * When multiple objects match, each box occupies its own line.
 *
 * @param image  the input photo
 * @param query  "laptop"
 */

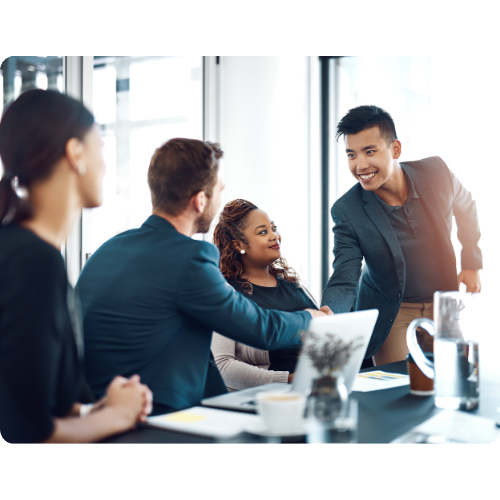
xmin=202 ymin=309 xmax=379 ymax=413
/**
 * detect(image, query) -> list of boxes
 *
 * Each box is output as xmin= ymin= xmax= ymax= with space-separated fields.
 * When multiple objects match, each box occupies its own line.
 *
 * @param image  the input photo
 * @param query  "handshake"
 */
xmin=306 ymin=305 xmax=333 ymax=318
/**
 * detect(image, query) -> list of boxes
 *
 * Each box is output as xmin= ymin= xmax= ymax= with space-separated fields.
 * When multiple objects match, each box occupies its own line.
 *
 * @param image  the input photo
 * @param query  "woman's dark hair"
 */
xmin=0 ymin=89 xmax=95 ymax=224
xmin=336 ymin=104 xmax=397 ymax=145
xmin=213 ymin=199 xmax=301 ymax=294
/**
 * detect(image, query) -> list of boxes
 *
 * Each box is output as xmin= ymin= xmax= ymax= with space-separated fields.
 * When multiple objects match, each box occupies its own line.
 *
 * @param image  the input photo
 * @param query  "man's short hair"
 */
xmin=147 ymin=138 xmax=223 ymax=216
xmin=336 ymin=105 xmax=398 ymax=145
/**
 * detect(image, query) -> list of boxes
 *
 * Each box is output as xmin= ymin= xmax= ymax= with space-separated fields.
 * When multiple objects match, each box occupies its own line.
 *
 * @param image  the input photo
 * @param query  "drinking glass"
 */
xmin=305 ymin=398 xmax=358 ymax=443
xmin=407 ymin=291 xmax=480 ymax=411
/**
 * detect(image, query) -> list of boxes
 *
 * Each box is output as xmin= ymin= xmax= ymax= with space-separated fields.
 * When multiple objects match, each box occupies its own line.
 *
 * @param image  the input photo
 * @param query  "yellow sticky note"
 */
xmin=163 ymin=412 xmax=208 ymax=423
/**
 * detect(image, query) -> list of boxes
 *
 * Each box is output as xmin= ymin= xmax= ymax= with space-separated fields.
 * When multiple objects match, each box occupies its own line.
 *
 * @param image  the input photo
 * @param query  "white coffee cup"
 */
xmin=256 ymin=391 xmax=306 ymax=433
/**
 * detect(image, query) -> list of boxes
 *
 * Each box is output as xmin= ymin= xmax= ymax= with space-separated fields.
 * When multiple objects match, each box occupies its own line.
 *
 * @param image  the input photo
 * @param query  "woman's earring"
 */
xmin=78 ymin=163 xmax=87 ymax=176
xmin=240 ymin=250 xmax=245 ymax=254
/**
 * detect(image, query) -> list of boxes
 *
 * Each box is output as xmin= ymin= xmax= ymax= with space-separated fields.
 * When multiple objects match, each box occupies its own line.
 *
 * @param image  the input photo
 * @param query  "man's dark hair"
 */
xmin=336 ymin=105 xmax=397 ymax=145
xmin=147 ymin=138 xmax=223 ymax=216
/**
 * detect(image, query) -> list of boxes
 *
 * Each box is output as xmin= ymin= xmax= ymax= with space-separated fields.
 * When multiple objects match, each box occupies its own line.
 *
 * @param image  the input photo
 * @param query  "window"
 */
xmin=0 ymin=56 xmax=64 ymax=176
xmin=83 ymin=56 xmax=204 ymax=257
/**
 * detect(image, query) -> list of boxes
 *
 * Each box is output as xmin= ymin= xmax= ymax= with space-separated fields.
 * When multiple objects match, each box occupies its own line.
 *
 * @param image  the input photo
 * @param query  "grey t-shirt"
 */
xmin=373 ymin=171 xmax=450 ymax=302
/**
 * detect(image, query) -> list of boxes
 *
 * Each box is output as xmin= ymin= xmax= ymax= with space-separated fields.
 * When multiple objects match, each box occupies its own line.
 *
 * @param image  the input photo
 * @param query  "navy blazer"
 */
xmin=77 ymin=216 xmax=310 ymax=410
xmin=321 ymin=157 xmax=482 ymax=358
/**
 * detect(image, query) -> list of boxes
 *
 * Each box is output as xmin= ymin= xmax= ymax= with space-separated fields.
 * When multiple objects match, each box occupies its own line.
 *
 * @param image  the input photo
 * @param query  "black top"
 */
xmin=373 ymin=170 xmax=450 ymax=302
xmin=0 ymin=224 xmax=93 ymax=443
xmin=226 ymin=277 xmax=317 ymax=372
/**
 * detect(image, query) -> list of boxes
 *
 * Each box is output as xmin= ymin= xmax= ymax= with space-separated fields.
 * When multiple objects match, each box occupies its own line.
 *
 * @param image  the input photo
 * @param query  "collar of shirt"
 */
xmin=373 ymin=167 xmax=419 ymax=214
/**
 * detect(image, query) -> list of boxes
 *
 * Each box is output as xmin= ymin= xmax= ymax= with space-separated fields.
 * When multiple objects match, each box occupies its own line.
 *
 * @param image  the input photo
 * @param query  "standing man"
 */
xmin=77 ymin=138 xmax=327 ymax=414
xmin=321 ymin=105 xmax=482 ymax=365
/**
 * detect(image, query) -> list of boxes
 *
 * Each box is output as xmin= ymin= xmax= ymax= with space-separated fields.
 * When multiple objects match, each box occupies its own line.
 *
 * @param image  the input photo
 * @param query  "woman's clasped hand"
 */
xmin=100 ymin=375 xmax=153 ymax=426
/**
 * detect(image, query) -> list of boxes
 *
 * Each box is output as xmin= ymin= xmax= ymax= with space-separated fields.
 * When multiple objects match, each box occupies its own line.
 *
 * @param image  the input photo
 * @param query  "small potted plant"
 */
xmin=302 ymin=331 xmax=363 ymax=423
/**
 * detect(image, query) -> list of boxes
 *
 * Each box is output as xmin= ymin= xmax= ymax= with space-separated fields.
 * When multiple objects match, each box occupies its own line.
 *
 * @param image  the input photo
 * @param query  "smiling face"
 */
xmin=234 ymin=209 xmax=281 ymax=269
xmin=345 ymin=126 xmax=401 ymax=192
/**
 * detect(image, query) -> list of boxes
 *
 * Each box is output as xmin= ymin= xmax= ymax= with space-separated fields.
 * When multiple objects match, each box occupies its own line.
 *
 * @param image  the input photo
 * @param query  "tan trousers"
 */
xmin=372 ymin=302 xmax=434 ymax=366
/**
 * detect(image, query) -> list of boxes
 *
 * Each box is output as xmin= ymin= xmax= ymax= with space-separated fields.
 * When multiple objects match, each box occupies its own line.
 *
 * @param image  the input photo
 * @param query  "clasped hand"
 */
xmin=306 ymin=305 xmax=334 ymax=318
xmin=94 ymin=374 xmax=153 ymax=426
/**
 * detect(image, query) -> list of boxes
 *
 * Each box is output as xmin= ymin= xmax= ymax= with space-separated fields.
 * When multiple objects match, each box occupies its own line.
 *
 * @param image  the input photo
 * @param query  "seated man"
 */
xmin=77 ymin=138 xmax=326 ymax=414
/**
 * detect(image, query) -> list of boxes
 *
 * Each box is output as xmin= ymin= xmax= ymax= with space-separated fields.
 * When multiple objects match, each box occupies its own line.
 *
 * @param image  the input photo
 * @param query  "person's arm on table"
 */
xmin=211 ymin=333 xmax=289 ymax=390
xmin=0 ymin=250 xmax=152 ymax=443
xmin=44 ymin=375 xmax=152 ymax=443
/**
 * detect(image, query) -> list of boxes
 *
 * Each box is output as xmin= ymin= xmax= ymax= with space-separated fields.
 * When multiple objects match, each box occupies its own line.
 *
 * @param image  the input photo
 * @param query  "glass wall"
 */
xmin=84 ymin=56 xmax=203 ymax=256
xmin=218 ymin=57 xmax=318 ymax=298
xmin=0 ymin=56 xmax=64 ymax=176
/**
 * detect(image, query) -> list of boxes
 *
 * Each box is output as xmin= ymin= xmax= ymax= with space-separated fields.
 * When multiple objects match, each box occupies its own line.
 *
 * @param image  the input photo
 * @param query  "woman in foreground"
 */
xmin=212 ymin=199 xmax=330 ymax=391
xmin=0 ymin=89 xmax=152 ymax=443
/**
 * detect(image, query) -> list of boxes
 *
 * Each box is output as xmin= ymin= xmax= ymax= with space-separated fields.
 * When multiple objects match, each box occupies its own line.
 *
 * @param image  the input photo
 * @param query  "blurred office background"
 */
xmin=1 ymin=56 xmax=497 ymax=308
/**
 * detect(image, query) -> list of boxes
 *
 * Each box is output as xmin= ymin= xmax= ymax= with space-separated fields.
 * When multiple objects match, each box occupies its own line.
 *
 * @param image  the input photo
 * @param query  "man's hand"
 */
xmin=458 ymin=270 xmax=481 ymax=293
xmin=305 ymin=306 xmax=333 ymax=318
xmin=319 ymin=305 xmax=334 ymax=316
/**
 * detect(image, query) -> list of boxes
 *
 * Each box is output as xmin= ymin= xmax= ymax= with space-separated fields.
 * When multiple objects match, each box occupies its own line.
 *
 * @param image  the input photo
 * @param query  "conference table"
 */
xmin=100 ymin=361 xmax=500 ymax=444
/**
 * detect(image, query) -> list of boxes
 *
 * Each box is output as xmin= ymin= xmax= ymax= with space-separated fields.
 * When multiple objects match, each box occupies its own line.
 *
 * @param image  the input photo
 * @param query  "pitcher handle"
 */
xmin=406 ymin=318 xmax=435 ymax=379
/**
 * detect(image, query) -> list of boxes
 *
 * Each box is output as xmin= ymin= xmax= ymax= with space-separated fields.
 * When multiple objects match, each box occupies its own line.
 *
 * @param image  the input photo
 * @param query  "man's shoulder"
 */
xmin=402 ymin=156 xmax=445 ymax=167
xmin=402 ymin=156 xmax=449 ymax=177
xmin=402 ymin=156 xmax=453 ymax=190
xmin=187 ymin=238 xmax=220 ymax=262
xmin=335 ymin=183 xmax=363 ymax=205
xmin=89 ymin=218 xmax=218 ymax=258
xmin=332 ymin=183 xmax=365 ymax=216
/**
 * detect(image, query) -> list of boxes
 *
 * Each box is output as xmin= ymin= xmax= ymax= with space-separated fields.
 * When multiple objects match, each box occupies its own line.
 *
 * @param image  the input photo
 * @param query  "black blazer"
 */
xmin=321 ymin=157 xmax=482 ymax=358
xmin=77 ymin=216 xmax=310 ymax=410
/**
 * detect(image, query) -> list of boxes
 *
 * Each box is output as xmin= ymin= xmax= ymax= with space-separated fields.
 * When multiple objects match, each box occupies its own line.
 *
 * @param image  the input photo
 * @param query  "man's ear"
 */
xmin=192 ymin=191 xmax=207 ymax=214
xmin=392 ymin=139 xmax=402 ymax=160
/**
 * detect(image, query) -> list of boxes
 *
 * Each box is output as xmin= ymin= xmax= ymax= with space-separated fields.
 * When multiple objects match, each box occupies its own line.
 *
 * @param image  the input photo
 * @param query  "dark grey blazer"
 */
xmin=321 ymin=157 xmax=482 ymax=358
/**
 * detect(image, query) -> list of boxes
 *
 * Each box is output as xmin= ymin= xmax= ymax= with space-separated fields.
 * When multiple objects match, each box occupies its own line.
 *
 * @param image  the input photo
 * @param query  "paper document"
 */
xmin=147 ymin=406 xmax=259 ymax=438
xmin=392 ymin=409 xmax=500 ymax=444
xmin=352 ymin=370 xmax=409 ymax=392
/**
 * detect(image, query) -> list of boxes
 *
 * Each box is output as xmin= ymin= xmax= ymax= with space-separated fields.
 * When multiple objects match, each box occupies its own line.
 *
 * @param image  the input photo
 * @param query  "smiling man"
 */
xmin=321 ymin=105 xmax=482 ymax=365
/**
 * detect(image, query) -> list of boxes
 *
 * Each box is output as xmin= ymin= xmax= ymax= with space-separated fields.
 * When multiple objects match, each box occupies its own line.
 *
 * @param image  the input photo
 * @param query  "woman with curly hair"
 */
xmin=211 ymin=199 xmax=330 ymax=391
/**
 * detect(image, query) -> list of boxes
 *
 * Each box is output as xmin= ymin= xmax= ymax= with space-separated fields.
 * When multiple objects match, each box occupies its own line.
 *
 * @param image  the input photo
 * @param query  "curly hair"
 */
xmin=212 ymin=199 xmax=301 ymax=295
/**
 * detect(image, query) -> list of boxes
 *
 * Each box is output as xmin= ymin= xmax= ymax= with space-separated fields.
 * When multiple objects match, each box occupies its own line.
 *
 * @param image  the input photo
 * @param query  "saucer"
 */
xmin=244 ymin=419 xmax=306 ymax=437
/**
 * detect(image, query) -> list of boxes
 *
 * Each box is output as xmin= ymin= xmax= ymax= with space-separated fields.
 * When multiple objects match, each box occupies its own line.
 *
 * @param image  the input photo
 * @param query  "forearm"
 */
xmin=322 ymin=204 xmax=362 ymax=311
xmin=218 ymin=357 xmax=288 ymax=390
xmin=321 ymin=277 xmax=358 ymax=312
xmin=43 ymin=407 xmax=131 ymax=444
xmin=212 ymin=334 xmax=288 ymax=390
xmin=450 ymin=166 xmax=482 ymax=270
